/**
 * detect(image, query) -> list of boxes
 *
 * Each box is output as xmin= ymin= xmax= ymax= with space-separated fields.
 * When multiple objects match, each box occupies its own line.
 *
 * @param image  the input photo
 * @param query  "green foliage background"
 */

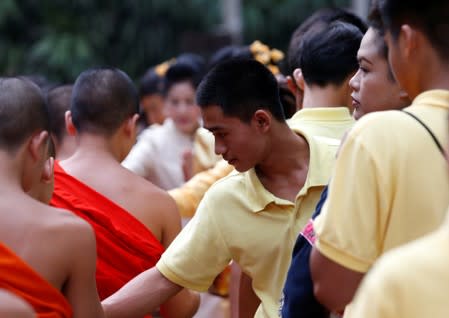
xmin=0 ymin=0 xmax=350 ymax=83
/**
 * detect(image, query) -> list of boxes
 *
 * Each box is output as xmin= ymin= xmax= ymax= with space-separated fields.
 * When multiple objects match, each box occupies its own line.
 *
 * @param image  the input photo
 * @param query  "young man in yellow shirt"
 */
xmin=102 ymin=59 xmax=342 ymax=318
xmin=281 ymin=17 xmax=410 ymax=317
xmin=310 ymin=0 xmax=449 ymax=313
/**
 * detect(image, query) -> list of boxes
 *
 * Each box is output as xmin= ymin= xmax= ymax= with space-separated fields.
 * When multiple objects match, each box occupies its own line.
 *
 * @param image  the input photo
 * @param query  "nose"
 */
xmin=349 ymin=69 xmax=360 ymax=91
xmin=214 ymin=139 xmax=227 ymax=156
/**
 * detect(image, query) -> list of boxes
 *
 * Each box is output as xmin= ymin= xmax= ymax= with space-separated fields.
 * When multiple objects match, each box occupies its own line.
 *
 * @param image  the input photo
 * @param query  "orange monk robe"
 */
xmin=0 ymin=243 xmax=72 ymax=318
xmin=51 ymin=161 xmax=165 ymax=305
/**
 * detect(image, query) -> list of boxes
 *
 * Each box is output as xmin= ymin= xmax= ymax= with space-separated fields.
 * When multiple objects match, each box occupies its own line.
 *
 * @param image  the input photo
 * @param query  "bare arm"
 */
xmin=310 ymin=246 xmax=364 ymax=312
xmin=102 ymin=268 xmax=182 ymax=318
xmin=159 ymin=195 xmax=200 ymax=318
xmin=238 ymin=272 xmax=260 ymax=318
xmin=0 ymin=289 xmax=36 ymax=318
xmin=64 ymin=221 xmax=105 ymax=318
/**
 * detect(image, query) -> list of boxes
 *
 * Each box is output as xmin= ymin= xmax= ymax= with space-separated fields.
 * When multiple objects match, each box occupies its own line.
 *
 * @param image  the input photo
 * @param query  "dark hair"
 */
xmin=367 ymin=4 xmax=395 ymax=81
xmin=20 ymin=74 xmax=59 ymax=94
xmin=299 ymin=21 xmax=363 ymax=87
xmin=163 ymin=61 xmax=204 ymax=96
xmin=378 ymin=0 xmax=449 ymax=61
xmin=196 ymin=59 xmax=285 ymax=123
xmin=0 ymin=77 xmax=50 ymax=152
xmin=288 ymin=8 xmax=367 ymax=74
xmin=46 ymin=85 xmax=73 ymax=144
xmin=176 ymin=53 xmax=206 ymax=75
xmin=279 ymin=81 xmax=297 ymax=119
xmin=139 ymin=68 xmax=165 ymax=97
xmin=71 ymin=67 xmax=139 ymax=136
xmin=208 ymin=45 xmax=253 ymax=70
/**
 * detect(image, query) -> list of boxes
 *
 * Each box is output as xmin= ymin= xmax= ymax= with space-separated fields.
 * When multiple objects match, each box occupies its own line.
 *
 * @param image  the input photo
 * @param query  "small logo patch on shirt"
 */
xmin=300 ymin=219 xmax=316 ymax=245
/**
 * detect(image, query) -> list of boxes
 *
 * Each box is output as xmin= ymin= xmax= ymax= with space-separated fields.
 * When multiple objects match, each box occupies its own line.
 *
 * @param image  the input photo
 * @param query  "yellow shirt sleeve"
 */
xmin=345 ymin=259 xmax=398 ymax=318
xmin=314 ymin=127 xmax=390 ymax=273
xmin=156 ymin=188 xmax=233 ymax=291
xmin=168 ymin=160 xmax=234 ymax=218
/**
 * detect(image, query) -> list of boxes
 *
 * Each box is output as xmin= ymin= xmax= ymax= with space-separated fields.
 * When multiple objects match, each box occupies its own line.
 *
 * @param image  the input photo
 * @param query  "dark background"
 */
xmin=0 ymin=0 xmax=352 ymax=83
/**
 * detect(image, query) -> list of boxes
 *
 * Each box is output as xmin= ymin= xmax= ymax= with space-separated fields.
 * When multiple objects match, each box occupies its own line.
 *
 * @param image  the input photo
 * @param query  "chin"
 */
xmin=177 ymin=124 xmax=197 ymax=135
xmin=233 ymin=164 xmax=251 ymax=173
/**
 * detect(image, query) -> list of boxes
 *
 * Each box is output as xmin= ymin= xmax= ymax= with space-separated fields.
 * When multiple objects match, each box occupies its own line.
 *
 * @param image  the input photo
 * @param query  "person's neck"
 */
xmin=254 ymin=123 xmax=310 ymax=202
xmin=418 ymin=68 xmax=449 ymax=98
xmin=256 ymin=123 xmax=309 ymax=179
xmin=302 ymin=83 xmax=350 ymax=109
xmin=409 ymin=55 xmax=449 ymax=99
xmin=62 ymin=134 xmax=121 ymax=166
xmin=0 ymin=152 xmax=28 ymax=195
xmin=55 ymin=136 xmax=77 ymax=161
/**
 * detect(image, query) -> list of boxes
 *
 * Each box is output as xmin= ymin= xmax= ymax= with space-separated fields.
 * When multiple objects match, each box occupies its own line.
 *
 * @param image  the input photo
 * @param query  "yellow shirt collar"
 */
xmin=245 ymin=130 xmax=339 ymax=213
xmin=290 ymin=107 xmax=352 ymax=122
xmin=413 ymin=90 xmax=449 ymax=110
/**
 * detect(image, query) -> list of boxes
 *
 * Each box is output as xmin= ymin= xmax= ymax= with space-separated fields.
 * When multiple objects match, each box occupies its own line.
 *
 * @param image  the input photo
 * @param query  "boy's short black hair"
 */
xmin=163 ymin=60 xmax=204 ymax=96
xmin=208 ymin=45 xmax=253 ymax=70
xmin=0 ymin=77 xmax=50 ymax=152
xmin=196 ymin=59 xmax=285 ymax=123
xmin=299 ymin=21 xmax=363 ymax=87
xmin=139 ymin=68 xmax=165 ymax=98
xmin=288 ymin=8 xmax=367 ymax=74
xmin=46 ymin=85 xmax=73 ymax=144
xmin=378 ymin=0 xmax=449 ymax=61
xmin=71 ymin=67 xmax=139 ymax=136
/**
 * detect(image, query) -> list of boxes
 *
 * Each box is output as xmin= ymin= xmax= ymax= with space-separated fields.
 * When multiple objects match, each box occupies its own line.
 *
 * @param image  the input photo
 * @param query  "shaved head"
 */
xmin=71 ymin=67 xmax=139 ymax=136
xmin=0 ymin=77 xmax=50 ymax=152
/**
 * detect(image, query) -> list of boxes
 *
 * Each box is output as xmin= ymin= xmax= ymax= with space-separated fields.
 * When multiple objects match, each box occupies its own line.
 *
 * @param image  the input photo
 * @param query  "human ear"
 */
xmin=124 ymin=114 xmax=139 ymax=136
xmin=65 ymin=111 xmax=77 ymax=136
xmin=293 ymin=68 xmax=305 ymax=91
xmin=253 ymin=110 xmax=271 ymax=132
xmin=286 ymin=76 xmax=297 ymax=95
xmin=398 ymin=24 xmax=417 ymax=59
xmin=41 ymin=157 xmax=54 ymax=183
xmin=29 ymin=131 xmax=49 ymax=161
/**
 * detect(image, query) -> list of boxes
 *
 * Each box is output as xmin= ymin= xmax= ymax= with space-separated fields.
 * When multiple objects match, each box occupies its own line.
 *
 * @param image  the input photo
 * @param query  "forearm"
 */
xmin=310 ymin=247 xmax=363 ymax=312
xmin=102 ymin=268 xmax=182 ymax=318
xmin=160 ymin=289 xmax=200 ymax=318
xmin=238 ymin=272 xmax=260 ymax=318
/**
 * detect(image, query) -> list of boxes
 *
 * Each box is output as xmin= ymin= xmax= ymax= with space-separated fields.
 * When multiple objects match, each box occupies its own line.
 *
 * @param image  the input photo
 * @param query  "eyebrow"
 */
xmin=357 ymin=56 xmax=373 ymax=65
xmin=204 ymin=125 xmax=224 ymax=133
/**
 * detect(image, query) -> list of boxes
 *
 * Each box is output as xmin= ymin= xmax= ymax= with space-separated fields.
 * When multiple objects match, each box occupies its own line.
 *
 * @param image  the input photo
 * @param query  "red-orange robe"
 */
xmin=51 ymin=162 xmax=165 ymax=317
xmin=0 ymin=242 xmax=72 ymax=318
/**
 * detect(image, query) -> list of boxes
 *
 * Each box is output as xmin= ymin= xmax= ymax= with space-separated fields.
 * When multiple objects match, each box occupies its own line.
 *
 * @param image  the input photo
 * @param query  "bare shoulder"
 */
xmin=0 ymin=289 xmax=35 ymax=318
xmin=41 ymin=206 xmax=96 ymax=252
xmin=121 ymin=166 xmax=178 ymax=214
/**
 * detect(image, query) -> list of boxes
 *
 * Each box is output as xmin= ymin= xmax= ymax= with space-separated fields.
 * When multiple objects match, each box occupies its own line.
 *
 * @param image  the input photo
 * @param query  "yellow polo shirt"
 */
xmin=314 ymin=90 xmax=449 ymax=273
xmin=288 ymin=107 xmax=354 ymax=139
xmin=348 ymin=210 xmax=449 ymax=318
xmin=169 ymin=107 xmax=353 ymax=218
xmin=157 ymin=130 xmax=340 ymax=318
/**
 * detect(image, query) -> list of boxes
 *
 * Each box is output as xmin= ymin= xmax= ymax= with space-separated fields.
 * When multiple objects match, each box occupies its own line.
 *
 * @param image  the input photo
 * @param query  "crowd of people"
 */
xmin=1 ymin=0 xmax=449 ymax=317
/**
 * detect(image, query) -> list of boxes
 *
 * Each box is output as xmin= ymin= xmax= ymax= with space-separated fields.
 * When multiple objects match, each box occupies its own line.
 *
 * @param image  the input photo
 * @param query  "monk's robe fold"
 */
xmin=51 ymin=161 xmax=165 ymax=302
xmin=0 ymin=242 xmax=72 ymax=318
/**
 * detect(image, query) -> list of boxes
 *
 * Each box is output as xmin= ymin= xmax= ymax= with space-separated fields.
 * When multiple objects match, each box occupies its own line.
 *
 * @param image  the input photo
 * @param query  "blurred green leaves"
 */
xmin=0 ymin=0 xmax=349 ymax=83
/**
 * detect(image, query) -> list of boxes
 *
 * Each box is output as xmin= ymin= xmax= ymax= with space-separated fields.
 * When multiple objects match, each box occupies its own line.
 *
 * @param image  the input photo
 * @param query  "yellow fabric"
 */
xmin=192 ymin=127 xmax=222 ymax=175
xmin=157 ymin=130 xmax=340 ymax=318
xmin=170 ymin=107 xmax=354 ymax=217
xmin=347 ymin=210 xmax=449 ymax=318
xmin=169 ymin=160 xmax=234 ymax=218
xmin=314 ymin=90 xmax=449 ymax=273
xmin=288 ymin=107 xmax=354 ymax=140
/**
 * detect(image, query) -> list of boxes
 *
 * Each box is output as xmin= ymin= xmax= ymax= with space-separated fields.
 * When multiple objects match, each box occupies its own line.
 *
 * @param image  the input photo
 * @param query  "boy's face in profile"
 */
xmin=350 ymin=28 xmax=407 ymax=119
xmin=202 ymin=105 xmax=266 ymax=172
